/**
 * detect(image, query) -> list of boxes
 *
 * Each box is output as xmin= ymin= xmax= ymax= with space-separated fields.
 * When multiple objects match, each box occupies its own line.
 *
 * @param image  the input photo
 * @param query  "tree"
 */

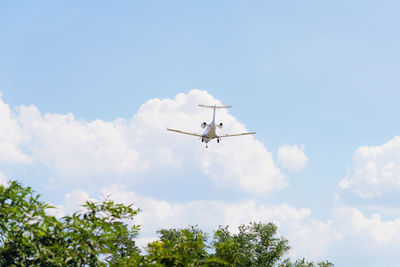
xmin=211 ymin=222 xmax=290 ymax=266
xmin=281 ymin=258 xmax=334 ymax=267
xmin=0 ymin=181 xmax=141 ymax=266
xmin=0 ymin=181 xmax=58 ymax=265
xmin=144 ymin=223 xmax=334 ymax=267
xmin=145 ymin=226 xmax=209 ymax=266
xmin=59 ymin=197 xmax=141 ymax=266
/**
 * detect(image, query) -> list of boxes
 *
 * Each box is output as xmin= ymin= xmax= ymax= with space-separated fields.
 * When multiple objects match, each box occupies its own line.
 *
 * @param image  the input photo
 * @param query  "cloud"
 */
xmin=47 ymin=189 xmax=95 ymax=218
xmin=101 ymin=185 xmax=338 ymax=260
xmin=339 ymin=136 xmax=400 ymax=198
xmin=38 ymin=183 xmax=400 ymax=264
xmin=334 ymin=206 xmax=400 ymax=245
xmin=121 ymin=185 xmax=400 ymax=260
xmin=278 ymin=144 xmax=308 ymax=172
xmin=53 ymin=184 xmax=336 ymax=259
xmin=3 ymin=89 xmax=286 ymax=194
xmin=0 ymin=95 xmax=31 ymax=163
xmin=0 ymin=171 xmax=8 ymax=186
xmin=125 ymin=89 xmax=285 ymax=193
xmin=17 ymin=105 xmax=147 ymax=178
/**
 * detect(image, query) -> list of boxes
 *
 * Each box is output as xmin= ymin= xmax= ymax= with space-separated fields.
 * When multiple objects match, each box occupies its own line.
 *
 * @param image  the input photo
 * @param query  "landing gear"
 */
xmin=217 ymin=138 xmax=220 ymax=143
xmin=201 ymin=138 xmax=204 ymax=142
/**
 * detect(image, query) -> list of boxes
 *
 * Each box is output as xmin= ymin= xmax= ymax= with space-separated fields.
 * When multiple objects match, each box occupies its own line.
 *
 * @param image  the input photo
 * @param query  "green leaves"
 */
xmin=146 ymin=226 xmax=209 ymax=266
xmin=279 ymin=258 xmax=334 ymax=267
xmin=0 ymin=181 xmax=141 ymax=266
xmin=212 ymin=222 xmax=290 ymax=267
xmin=144 ymin=222 xmax=328 ymax=267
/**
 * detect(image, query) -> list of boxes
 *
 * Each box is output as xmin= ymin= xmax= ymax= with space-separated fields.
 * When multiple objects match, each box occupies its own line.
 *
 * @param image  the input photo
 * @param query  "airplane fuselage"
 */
xmin=201 ymin=106 xmax=219 ymax=146
xmin=201 ymin=121 xmax=217 ymax=144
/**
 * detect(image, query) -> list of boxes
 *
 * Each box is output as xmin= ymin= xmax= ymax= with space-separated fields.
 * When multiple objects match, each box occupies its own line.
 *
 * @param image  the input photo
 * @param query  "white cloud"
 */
xmin=17 ymin=105 xmax=147 ymax=178
xmin=334 ymin=206 xmax=400 ymax=245
xmin=50 ymin=184 xmax=336 ymax=258
xmin=278 ymin=144 xmax=308 ymax=172
xmin=132 ymin=89 xmax=285 ymax=193
xmin=0 ymin=171 xmax=8 ymax=186
xmin=2 ymin=89 xmax=285 ymax=194
xmin=39 ymin=183 xmax=400 ymax=263
xmin=0 ymin=95 xmax=31 ymax=163
xmin=47 ymin=189 xmax=94 ymax=218
xmin=339 ymin=136 xmax=400 ymax=198
xmin=98 ymin=185 xmax=335 ymax=259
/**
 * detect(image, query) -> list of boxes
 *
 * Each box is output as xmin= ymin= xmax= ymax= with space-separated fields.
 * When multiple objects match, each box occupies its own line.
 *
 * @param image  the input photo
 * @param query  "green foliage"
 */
xmin=0 ymin=181 xmax=57 ymax=265
xmin=59 ymin=197 xmax=141 ymax=266
xmin=144 ymin=223 xmax=333 ymax=267
xmin=0 ymin=181 xmax=141 ymax=266
xmin=145 ymin=226 xmax=208 ymax=266
xmin=280 ymin=258 xmax=334 ymax=267
xmin=0 ymin=181 xmax=334 ymax=266
xmin=211 ymin=222 xmax=290 ymax=266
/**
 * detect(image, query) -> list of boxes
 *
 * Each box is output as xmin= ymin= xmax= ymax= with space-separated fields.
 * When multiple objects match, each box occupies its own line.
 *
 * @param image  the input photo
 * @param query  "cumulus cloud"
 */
xmin=128 ymin=89 xmax=285 ymax=193
xmin=102 ymin=184 xmax=311 ymax=233
xmin=107 ymin=186 xmax=337 ymax=260
xmin=1 ymin=89 xmax=285 ymax=194
xmin=17 ymin=105 xmax=147 ymax=178
xmin=52 ymin=184 xmax=336 ymax=259
xmin=47 ymin=189 xmax=95 ymax=218
xmin=0 ymin=95 xmax=31 ymax=163
xmin=278 ymin=144 xmax=308 ymax=172
xmin=103 ymin=186 xmax=324 ymax=257
xmin=339 ymin=136 xmax=400 ymax=198
xmin=0 ymin=171 xmax=8 ymax=186
xmin=41 ymin=183 xmax=400 ymax=263
xmin=334 ymin=206 xmax=400 ymax=245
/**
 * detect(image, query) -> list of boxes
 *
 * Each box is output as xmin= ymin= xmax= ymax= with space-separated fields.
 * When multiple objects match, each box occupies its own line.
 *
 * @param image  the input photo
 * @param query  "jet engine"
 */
xmin=201 ymin=122 xmax=207 ymax=129
xmin=218 ymin=122 xmax=223 ymax=129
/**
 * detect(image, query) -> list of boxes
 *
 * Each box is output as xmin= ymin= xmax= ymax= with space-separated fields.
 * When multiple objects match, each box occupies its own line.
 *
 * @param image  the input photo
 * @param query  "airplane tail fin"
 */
xmin=198 ymin=104 xmax=233 ymax=109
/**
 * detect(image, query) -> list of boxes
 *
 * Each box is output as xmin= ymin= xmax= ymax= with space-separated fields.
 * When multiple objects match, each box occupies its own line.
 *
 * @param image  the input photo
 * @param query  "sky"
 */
xmin=1 ymin=1 xmax=400 ymax=266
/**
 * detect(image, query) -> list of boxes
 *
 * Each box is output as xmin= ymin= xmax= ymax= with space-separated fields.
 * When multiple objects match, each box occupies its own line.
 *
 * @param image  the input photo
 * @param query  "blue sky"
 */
xmin=2 ymin=1 xmax=400 ymax=266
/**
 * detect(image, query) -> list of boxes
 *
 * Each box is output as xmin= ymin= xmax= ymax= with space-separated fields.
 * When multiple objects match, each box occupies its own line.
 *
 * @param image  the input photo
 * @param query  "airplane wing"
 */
xmin=219 ymin=132 xmax=256 ymax=138
xmin=167 ymin=128 xmax=203 ymax=137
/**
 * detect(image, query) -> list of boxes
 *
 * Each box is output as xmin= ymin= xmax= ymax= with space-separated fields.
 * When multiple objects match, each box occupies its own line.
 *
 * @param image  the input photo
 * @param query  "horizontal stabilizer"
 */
xmin=198 ymin=104 xmax=233 ymax=109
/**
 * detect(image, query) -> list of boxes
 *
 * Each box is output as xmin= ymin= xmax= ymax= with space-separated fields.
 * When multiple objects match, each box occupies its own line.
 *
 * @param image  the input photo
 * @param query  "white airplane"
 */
xmin=167 ymin=105 xmax=256 ymax=148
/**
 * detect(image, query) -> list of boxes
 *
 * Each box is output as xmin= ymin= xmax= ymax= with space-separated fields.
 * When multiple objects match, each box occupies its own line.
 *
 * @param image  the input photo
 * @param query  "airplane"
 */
xmin=167 ymin=105 xmax=256 ymax=148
